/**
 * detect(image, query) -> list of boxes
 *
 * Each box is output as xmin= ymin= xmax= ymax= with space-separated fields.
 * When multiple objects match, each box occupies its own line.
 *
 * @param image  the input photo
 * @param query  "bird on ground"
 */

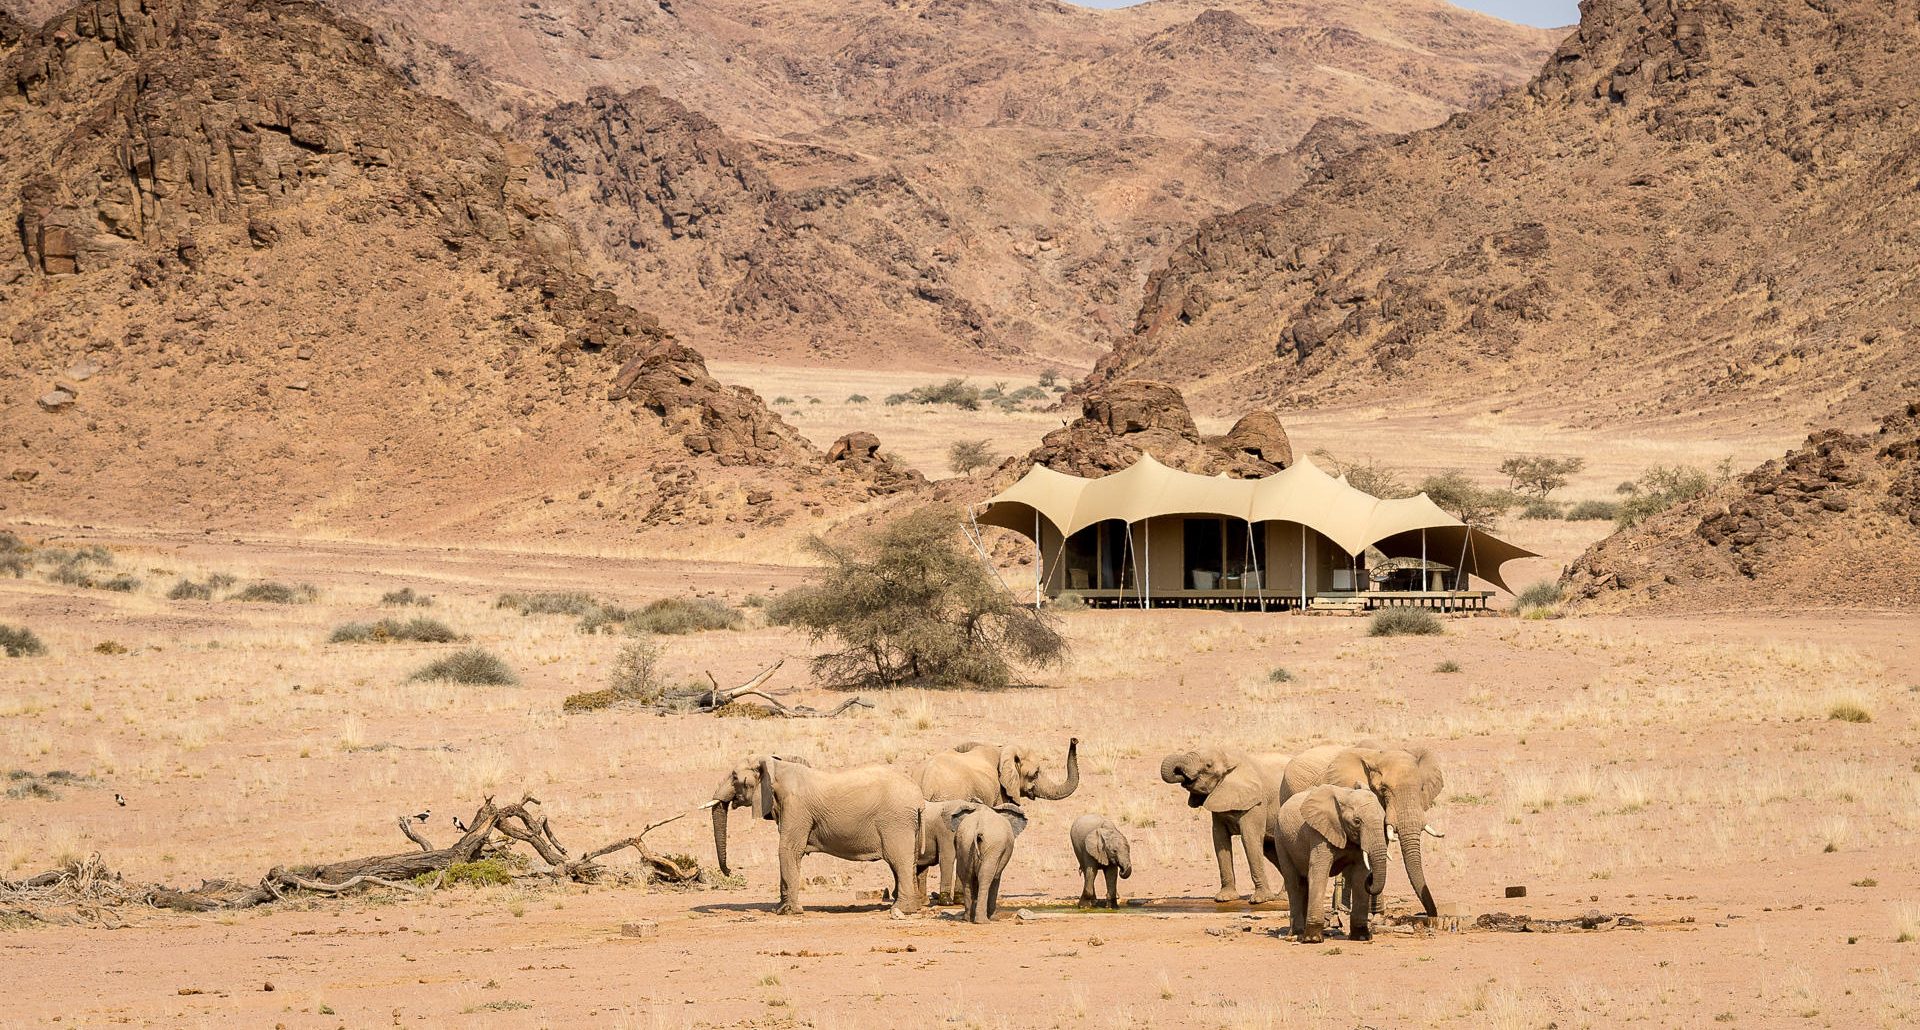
xmin=413 ymin=809 xmax=431 ymax=823
xmin=452 ymin=815 xmax=469 ymax=833
xmin=114 ymin=793 xmax=126 ymax=807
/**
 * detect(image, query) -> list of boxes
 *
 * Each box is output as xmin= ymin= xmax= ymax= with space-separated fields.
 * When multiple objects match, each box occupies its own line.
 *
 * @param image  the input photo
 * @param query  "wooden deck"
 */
xmin=1058 ymin=590 xmax=1493 ymax=612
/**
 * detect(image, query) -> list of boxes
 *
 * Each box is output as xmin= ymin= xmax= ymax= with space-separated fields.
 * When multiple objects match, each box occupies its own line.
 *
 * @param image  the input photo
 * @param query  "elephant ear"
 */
xmin=1202 ymin=761 xmax=1268 ymax=814
xmin=946 ymin=802 xmax=982 ymax=834
xmin=995 ymin=804 xmax=1029 ymax=837
xmin=997 ymin=749 xmax=1024 ymax=803
xmin=1412 ymin=748 xmax=1445 ymax=809
xmin=756 ymin=757 xmax=780 ymax=821
xmin=1302 ymin=789 xmax=1348 ymax=850
xmin=1327 ymin=750 xmax=1372 ymax=793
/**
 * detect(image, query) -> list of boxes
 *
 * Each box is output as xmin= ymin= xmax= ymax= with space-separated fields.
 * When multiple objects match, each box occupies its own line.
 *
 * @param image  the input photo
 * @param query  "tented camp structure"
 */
xmin=975 ymin=454 xmax=1537 ymax=611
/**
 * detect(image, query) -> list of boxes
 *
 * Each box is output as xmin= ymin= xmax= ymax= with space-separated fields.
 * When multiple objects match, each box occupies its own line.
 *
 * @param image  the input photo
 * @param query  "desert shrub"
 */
xmin=496 ymin=590 xmax=599 ymax=617
xmin=1310 ymin=448 xmax=1409 ymax=499
xmin=898 ymin=378 xmax=982 ymax=410
xmin=408 ymin=648 xmax=517 ymax=686
xmin=1515 ymin=581 xmax=1563 ymax=609
xmin=93 ymin=641 xmax=128 ymax=655
xmin=417 ymin=859 xmax=513 ymax=887
xmin=1368 ymin=608 xmax=1443 ymax=637
xmin=767 ymin=505 xmax=1067 ymax=688
xmin=1615 ymin=461 xmax=1734 ymax=528
xmin=234 ymin=581 xmax=317 ymax=604
xmin=606 ymin=639 xmax=664 ymax=702
xmin=1049 ymin=591 xmax=1087 ymax=612
xmin=94 ymin=574 xmax=141 ymax=592
xmin=0 ymin=533 xmax=27 ymax=579
xmin=167 ymin=578 xmax=213 ymax=600
xmin=741 ymin=594 xmax=767 ymax=609
xmin=0 ymin=554 xmax=25 ymax=578
xmin=380 ymin=587 xmax=434 ymax=607
xmin=1267 ymin=667 xmax=1293 ymax=683
xmin=1038 ymin=367 xmax=1059 ymax=388
xmin=1827 ymin=700 xmax=1873 ymax=724
xmin=1417 ymin=471 xmax=1520 ymax=529
xmin=623 ymin=598 xmax=741 ymax=635
xmin=1434 ymin=659 xmax=1462 ymax=673
xmin=1566 ymin=499 xmax=1619 ymax=521
xmin=948 ymin=439 xmax=995 ymax=476
xmin=1 ymin=625 xmax=46 ymax=658
xmin=883 ymin=393 xmax=908 ymax=406
xmin=773 ymin=395 xmax=794 ymax=405
xmin=330 ymin=618 xmax=462 ymax=644
xmin=846 ymin=394 xmax=869 ymax=404
xmin=1519 ymin=499 xmax=1565 ymax=520
xmin=47 ymin=551 xmax=134 ymax=591
xmin=1499 ymin=455 xmax=1586 ymax=499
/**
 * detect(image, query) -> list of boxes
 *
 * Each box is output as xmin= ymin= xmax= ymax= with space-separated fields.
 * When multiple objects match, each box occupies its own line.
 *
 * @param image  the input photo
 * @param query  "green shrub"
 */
xmin=1416 ymin=471 xmax=1520 ymax=529
xmin=1 ymin=625 xmax=46 ymax=658
xmin=1615 ymin=461 xmax=1734 ymax=528
xmin=897 ymin=378 xmax=982 ymax=410
xmin=1828 ymin=701 xmax=1873 ymax=724
xmin=408 ymin=648 xmax=518 ymax=685
xmin=417 ymin=858 xmax=513 ymax=887
xmin=94 ymin=574 xmax=141 ymax=592
xmin=330 ymin=618 xmax=462 ymax=644
xmin=1519 ymin=499 xmax=1565 ymax=520
xmin=167 ymin=578 xmax=213 ymax=601
xmin=234 ymin=581 xmax=317 ymax=604
xmin=1038 ymin=367 xmax=1060 ymax=388
xmin=380 ymin=587 xmax=433 ymax=607
xmin=1367 ymin=608 xmax=1444 ymax=637
xmin=1498 ymin=455 xmax=1586 ymax=499
xmin=496 ymin=591 xmax=598 ymax=617
xmin=94 ymin=641 xmax=128 ymax=655
xmin=773 ymin=395 xmax=794 ymax=405
xmin=606 ymin=639 xmax=664 ymax=702
xmin=846 ymin=394 xmax=869 ymax=404
xmin=1566 ymin=500 xmax=1620 ymax=521
xmin=1515 ymin=581 xmax=1563 ymax=609
xmin=768 ymin=505 xmax=1066 ymax=688
xmin=1434 ymin=659 xmax=1462 ymax=673
xmin=624 ymin=598 xmax=741 ymax=635
xmin=1267 ymin=667 xmax=1293 ymax=683
xmin=948 ymin=439 xmax=995 ymax=476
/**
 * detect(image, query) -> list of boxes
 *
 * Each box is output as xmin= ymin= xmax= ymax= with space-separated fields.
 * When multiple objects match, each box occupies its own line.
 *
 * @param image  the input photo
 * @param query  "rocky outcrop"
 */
xmin=1019 ymin=379 xmax=1288 ymax=479
xmin=1103 ymin=0 xmax=1920 ymax=429
xmin=825 ymin=431 xmax=926 ymax=496
xmin=1564 ymin=401 xmax=1920 ymax=612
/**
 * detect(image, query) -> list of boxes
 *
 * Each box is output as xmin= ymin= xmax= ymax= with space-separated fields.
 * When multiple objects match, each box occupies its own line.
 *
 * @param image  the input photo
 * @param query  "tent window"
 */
xmin=1226 ymin=521 xmax=1267 ymax=582
xmin=1183 ymin=518 xmax=1222 ymax=589
xmin=1062 ymin=520 xmax=1133 ymax=591
xmin=1064 ymin=526 xmax=1097 ymax=591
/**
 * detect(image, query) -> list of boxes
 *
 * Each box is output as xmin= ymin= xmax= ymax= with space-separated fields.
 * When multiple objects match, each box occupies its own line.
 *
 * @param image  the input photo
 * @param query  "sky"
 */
xmin=1066 ymin=0 xmax=1582 ymax=28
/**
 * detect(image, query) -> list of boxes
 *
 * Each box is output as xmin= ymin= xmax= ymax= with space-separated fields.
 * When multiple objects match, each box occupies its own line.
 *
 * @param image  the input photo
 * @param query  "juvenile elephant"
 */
xmin=949 ymin=802 xmax=1028 ymax=924
xmin=707 ymin=755 xmax=923 ymax=917
xmin=1068 ymin=814 xmax=1132 ymax=909
xmin=1159 ymin=748 xmax=1291 ymax=903
xmin=915 ymin=799 xmax=975 ymax=906
xmin=920 ymin=738 xmax=1078 ymax=900
xmin=1281 ymin=744 xmax=1444 ymax=916
xmin=1267 ymin=785 xmax=1389 ymax=943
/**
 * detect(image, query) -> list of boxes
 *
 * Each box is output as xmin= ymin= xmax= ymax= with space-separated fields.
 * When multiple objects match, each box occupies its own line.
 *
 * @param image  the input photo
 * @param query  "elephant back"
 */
xmin=920 ymin=744 xmax=1002 ymax=804
xmin=1279 ymin=744 xmax=1344 ymax=802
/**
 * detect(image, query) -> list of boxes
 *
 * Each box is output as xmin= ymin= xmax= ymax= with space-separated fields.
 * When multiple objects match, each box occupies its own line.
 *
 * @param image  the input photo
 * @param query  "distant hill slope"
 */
xmin=0 ymin=0 xmax=907 ymax=540
xmin=320 ymin=0 xmax=1559 ymax=369
xmin=1563 ymin=401 xmax=1920 ymax=613
xmin=1101 ymin=0 xmax=1920 ymax=428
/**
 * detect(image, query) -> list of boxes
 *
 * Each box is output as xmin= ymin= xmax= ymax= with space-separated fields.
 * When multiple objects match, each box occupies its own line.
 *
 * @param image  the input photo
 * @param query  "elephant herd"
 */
xmin=706 ymin=738 xmax=1444 ymax=943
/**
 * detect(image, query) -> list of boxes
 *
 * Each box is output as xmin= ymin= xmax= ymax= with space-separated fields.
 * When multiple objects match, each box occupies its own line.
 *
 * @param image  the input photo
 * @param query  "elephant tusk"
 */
xmin=1424 ymin=824 xmax=1444 ymax=838
xmin=700 ymin=800 xmax=721 ymax=809
xmin=1362 ymin=852 xmax=1372 ymax=872
xmin=1385 ymin=825 xmax=1399 ymax=843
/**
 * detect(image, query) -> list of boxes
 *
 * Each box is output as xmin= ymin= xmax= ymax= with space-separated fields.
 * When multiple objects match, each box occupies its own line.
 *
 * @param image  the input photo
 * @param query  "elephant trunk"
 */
xmin=1398 ymin=819 xmax=1437 ymax=916
xmin=1032 ymin=737 xmax=1080 ymax=800
xmin=1159 ymin=752 xmax=1188 ymax=784
xmin=712 ymin=800 xmax=732 ymax=877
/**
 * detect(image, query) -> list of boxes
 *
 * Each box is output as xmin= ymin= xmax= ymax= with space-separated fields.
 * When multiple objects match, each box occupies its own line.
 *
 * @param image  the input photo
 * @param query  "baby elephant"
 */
xmin=948 ymin=802 xmax=1028 ymax=923
xmin=1268 ymin=785 xmax=1390 ymax=944
xmin=1069 ymin=814 xmax=1132 ymax=908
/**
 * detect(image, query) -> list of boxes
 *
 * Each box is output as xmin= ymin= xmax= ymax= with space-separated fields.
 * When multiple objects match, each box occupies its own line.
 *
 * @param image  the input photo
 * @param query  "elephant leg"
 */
xmin=1346 ymin=865 xmax=1372 ymax=942
xmin=1285 ymin=872 xmax=1306 ymax=938
xmin=1211 ymin=815 xmax=1238 ymax=902
xmin=1104 ymin=867 xmax=1120 ymax=909
xmin=775 ymin=830 xmax=806 ymax=916
xmin=886 ymin=832 xmax=921 ymax=917
xmin=1079 ymin=866 xmax=1096 ymax=908
xmin=936 ymin=838 xmax=959 ymax=906
xmin=1301 ymin=847 xmax=1332 ymax=943
xmin=1239 ymin=809 xmax=1278 ymax=904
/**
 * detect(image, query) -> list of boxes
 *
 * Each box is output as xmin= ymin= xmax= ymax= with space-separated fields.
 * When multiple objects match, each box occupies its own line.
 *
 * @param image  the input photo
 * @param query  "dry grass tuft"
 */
xmin=407 ymin=648 xmax=518 ymax=686
xmin=1368 ymin=608 xmax=1443 ymax=637
xmin=0 ymin=625 xmax=46 ymax=658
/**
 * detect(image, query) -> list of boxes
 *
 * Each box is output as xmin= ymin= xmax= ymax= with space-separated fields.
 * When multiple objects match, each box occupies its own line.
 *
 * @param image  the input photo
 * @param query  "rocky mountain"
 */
xmin=0 ymin=0 xmax=912 ymax=539
xmin=1101 ymin=0 xmax=1920 ymax=428
xmin=317 ymin=0 xmax=1560 ymax=368
xmin=1564 ymin=400 xmax=1920 ymax=613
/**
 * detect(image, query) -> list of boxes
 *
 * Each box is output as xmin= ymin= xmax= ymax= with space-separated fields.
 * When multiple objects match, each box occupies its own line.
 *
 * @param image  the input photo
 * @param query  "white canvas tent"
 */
xmin=976 ymin=454 xmax=1536 ymax=607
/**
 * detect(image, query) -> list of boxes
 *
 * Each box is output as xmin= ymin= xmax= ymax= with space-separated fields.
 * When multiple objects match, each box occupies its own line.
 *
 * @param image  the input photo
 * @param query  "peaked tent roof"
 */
xmin=976 ymin=454 xmax=1538 ymax=592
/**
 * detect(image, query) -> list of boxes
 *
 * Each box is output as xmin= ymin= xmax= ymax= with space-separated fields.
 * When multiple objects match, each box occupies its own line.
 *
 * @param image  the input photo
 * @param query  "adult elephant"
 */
xmin=1159 ymin=748 xmax=1291 ymax=903
xmin=707 ymin=755 xmax=923 ymax=916
xmin=918 ymin=738 xmax=1079 ymax=903
xmin=1281 ymin=744 xmax=1445 ymax=916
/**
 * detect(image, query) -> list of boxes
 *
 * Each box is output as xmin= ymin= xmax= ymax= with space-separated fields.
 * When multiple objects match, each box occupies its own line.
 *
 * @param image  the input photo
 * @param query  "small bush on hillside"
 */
xmin=1 ymin=625 xmax=46 ymax=658
xmin=408 ymin=648 xmax=517 ymax=686
xmin=94 ymin=574 xmax=141 ymax=592
xmin=1310 ymin=449 xmax=1409 ymax=499
xmin=767 ymin=505 xmax=1066 ymax=688
xmin=380 ymin=587 xmax=434 ymax=607
xmin=1499 ymin=455 xmax=1586 ymax=499
xmin=623 ymin=598 xmax=741 ymax=635
xmin=1519 ymin=499 xmax=1565 ymax=520
xmin=1417 ymin=471 xmax=1520 ymax=530
xmin=1827 ymin=700 xmax=1873 ymax=724
xmin=846 ymin=394 xmax=869 ymax=404
xmin=168 ymin=579 xmax=213 ymax=600
xmin=496 ymin=591 xmax=599 ymax=617
xmin=1434 ymin=659 xmax=1462 ymax=673
xmin=94 ymin=641 xmax=128 ymax=655
xmin=607 ymin=640 xmax=664 ymax=702
xmin=897 ymin=378 xmax=983 ymax=411
xmin=1615 ymin=461 xmax=1735 ymax=528
xmin=0 ymin=554 xmax=25 ymax=578
xmin=1515 ymin=581 xmax=1563 ymax=610
xmin=330 ymin=618 xmax=463 ymax=644
xmin=1566 ymin=500 xmax=1619 ymax=521
xmin=948 ymin=439 xmax=995 ymax=476
xmin=1038 ymin=367 xmax=1060 ymax=388
xmin=1368 ymin=608 xmax=1443 ymax=637
xmin=234 ymin=581 xmax=317 ymax=604
xmin=1267 ymin=667 xmax=1293 ymax=683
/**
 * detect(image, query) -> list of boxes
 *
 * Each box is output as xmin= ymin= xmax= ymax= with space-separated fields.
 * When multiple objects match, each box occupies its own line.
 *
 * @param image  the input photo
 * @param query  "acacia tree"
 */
xmin=1498 ymin=455 xmax=1587 ymax=499
xmin=769 ymin=506 xmax=1066 ymax=689
xmin=948 ymin=439 xmax=995 ymax=476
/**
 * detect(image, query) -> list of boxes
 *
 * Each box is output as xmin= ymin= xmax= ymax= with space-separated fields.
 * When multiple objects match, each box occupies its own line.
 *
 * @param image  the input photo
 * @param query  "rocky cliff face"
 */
xmin=1564 ymin=402 xmax=1920 ymax=613
xmin=0 ymin=0 xmax=909 ymax=538
xmin=1102 ymin=0 xmax=1920 ymax=428
xmin=1015 ymin=379 xmax=1291 ymax=479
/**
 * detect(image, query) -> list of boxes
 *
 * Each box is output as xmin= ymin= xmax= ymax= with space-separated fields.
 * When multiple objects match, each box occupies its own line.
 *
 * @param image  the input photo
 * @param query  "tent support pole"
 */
xmin=1033 ymin=510 xmax=1042 ymax=611
xmin=1421 ymin=528 xmax=1428 ymax=598
xmin=1299 ymin=524 xmax=1307 ymax=613
xmin=1144 ymin=518 xmax=1152 ymax=610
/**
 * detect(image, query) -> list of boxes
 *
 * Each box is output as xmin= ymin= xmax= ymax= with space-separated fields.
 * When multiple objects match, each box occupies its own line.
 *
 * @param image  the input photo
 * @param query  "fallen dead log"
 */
xmin=4 ymin=796 xmax=709 ymax=920
xmin=565 ymin=658 xmax=874 ymax=718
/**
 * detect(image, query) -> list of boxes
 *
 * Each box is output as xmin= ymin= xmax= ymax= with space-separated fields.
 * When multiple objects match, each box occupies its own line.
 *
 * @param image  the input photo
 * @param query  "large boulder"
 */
xmin=1216 ymin=410 xmax=1293 ymax=468
xmin=1020 ymin=379 xmax=1288 ymax=479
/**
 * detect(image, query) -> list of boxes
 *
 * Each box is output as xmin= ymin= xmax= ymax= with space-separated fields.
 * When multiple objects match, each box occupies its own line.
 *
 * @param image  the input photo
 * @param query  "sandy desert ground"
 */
xmin=3 ymin=404 xmax=1916 ymax=1029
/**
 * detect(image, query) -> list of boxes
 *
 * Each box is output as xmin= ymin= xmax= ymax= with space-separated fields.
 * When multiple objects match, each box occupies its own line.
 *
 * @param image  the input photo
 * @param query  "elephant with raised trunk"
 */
xmin=949 ymin=802 xmax=1028 ymax=924
xmin=1160 ymin=748 xmax=1291 ymax=904
xmin=1281 ymin=744 xmax=1444 ymax=916
xmin=707 ymin=755 xmax=923 ymax=917
xmin=919 ymin=738 xmax=1078 ymax=901
xmin=1267 ymin=785 xmax=1390 ymax=943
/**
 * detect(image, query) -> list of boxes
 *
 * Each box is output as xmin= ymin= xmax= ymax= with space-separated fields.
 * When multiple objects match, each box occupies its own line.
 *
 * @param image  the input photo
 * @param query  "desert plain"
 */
xmin=3 ymin=396 xmax=1916 ymax=1029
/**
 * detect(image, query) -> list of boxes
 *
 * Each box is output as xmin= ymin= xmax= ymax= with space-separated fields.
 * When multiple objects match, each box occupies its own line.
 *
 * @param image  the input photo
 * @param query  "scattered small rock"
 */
xmin=37 ymin=389 xmax=75 ymax=411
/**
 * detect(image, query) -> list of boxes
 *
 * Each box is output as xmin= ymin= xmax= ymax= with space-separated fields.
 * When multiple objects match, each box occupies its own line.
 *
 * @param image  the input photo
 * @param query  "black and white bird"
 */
xmin=452 ymin=815 xmax=469 ymax=833
xmin=413 ymin=809 xmax=431 ymax=823
xmin=114 ymin=793 xmax=126 ymax=807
